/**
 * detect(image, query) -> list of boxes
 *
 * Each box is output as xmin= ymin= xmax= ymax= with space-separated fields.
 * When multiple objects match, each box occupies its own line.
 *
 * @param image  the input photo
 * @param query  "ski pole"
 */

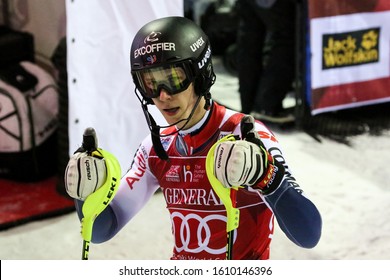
xmin=205 ymin=134 xmax=242 ymax=260
xmin=79 ymin=128 xmax=121 ymax=260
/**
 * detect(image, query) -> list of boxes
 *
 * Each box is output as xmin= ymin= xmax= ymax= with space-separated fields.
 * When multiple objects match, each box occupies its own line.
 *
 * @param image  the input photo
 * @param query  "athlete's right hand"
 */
xmin=64 ymin=127 xmax=107 ymax=201
xmin=64 ymin=151 xmax=107 ymax=200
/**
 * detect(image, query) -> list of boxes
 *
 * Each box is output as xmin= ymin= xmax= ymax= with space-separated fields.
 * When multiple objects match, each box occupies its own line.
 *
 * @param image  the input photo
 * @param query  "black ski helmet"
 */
xmin=130 ymin=16 xmax=215 ymax=104
xmin=130 ymin=16 xmax=216 ymax=161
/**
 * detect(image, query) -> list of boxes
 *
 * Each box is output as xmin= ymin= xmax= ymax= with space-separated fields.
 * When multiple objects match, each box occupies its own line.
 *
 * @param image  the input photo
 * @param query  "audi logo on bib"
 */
xmin=171 ymin=211 xmax=236 ymax=255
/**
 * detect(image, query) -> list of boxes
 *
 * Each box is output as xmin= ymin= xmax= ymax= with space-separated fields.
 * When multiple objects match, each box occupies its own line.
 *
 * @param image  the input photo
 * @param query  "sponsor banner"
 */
xmin=310 ymin=12 xmax=389 ymax=89
xmin=308 ymin=1 xmax=390 ymax=114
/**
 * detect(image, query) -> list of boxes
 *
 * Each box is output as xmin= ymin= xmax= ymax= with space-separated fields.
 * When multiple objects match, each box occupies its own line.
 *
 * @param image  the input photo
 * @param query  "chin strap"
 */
xmin=151 ymin=118 xmax=169 ymax=161
xmin=141 ymin=94 xmax=208 ymax=161
xmin=204 ymin=91 xmax=211 ymax=110
xmin=137 ymin=83 xmax=212 ymax=161
xmin=140 ymin=101 xmax=169 ymax=161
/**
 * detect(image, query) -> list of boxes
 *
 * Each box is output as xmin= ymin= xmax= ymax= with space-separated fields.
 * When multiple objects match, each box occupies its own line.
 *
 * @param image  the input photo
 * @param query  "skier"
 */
xmin=65 ymin=16 xmax=322 ymax=260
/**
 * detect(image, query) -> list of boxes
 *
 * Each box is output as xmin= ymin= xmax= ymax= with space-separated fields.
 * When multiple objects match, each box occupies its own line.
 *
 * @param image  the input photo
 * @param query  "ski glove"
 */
xmin=213 ymin=115 xmax=285 ymax=195
xmin=65 ymin=150 xmax=107 ymax=200
xmin=65 ymin=128 xmax=107 ymax=201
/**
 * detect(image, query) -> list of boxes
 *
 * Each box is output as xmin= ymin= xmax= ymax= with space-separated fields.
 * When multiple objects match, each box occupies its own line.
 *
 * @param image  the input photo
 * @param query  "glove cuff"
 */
xmin=253 ymin=155 xmax=285 ymax=195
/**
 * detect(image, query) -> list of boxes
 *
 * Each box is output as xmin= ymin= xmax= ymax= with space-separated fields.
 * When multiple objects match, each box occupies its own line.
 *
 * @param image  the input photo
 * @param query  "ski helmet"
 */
xmin=129 ymin=16 xmax=216 ymax=161
xmin=130 ymin=16 xmax=215 ymax=104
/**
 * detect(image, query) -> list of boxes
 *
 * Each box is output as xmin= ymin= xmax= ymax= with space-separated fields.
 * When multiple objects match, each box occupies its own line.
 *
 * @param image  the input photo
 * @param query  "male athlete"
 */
xmin=65 ymin=16 xmax=322 ymax=259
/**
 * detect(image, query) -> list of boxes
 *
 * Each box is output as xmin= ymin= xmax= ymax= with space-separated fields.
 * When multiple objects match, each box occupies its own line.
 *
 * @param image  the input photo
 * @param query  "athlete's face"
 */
xmin=151 ymin=83 xmax=206 ymax=130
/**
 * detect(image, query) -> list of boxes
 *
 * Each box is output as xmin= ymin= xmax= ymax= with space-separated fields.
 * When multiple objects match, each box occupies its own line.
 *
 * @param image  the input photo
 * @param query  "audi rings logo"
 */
xmin=171 ymin=212 xmax=236 ymax=255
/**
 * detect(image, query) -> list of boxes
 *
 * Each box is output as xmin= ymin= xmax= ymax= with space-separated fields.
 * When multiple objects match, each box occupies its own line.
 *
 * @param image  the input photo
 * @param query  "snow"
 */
xmin=1 ymin=58 xmax=389 ymax=261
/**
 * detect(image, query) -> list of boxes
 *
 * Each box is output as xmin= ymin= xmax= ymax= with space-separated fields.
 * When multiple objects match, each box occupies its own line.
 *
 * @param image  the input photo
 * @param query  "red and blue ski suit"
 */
xmin=75 ymin=101 xmax=322 ymax=259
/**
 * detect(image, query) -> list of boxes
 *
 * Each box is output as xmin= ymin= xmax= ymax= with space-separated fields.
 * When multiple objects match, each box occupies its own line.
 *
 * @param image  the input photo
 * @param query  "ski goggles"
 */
xmin=134 ymin=62 xmax=194 ymax=99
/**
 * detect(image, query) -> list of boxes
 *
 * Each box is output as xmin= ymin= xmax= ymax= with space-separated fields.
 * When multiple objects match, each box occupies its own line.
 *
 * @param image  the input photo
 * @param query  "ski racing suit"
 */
xmin=75 ymin=101 xmax=322 ymax=260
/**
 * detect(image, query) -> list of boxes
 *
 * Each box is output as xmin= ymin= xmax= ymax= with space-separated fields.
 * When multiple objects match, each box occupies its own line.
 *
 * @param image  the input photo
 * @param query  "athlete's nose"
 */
xmin=159 ymin=89 xmax=172 ymax=101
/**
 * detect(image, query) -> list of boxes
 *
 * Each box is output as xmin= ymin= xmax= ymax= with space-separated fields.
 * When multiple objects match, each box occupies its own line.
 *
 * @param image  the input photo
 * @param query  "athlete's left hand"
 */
xmin=213 ymin=139 xmax=265 ymax=188
xmin=213 ymin=115 xmax=285 ymax=194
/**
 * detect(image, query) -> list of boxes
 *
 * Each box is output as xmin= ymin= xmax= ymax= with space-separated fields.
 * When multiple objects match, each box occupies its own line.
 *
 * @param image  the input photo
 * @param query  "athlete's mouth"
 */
xmin=163 ymin=107 xmax=179 ymax=115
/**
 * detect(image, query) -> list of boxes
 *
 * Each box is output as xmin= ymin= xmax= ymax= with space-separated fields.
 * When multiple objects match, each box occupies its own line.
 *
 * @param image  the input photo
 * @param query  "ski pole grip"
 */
xmin=205 ymin=134 xmax=240 ymax=232
xmin=82 ymin=127 xmax=98 ymax=154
